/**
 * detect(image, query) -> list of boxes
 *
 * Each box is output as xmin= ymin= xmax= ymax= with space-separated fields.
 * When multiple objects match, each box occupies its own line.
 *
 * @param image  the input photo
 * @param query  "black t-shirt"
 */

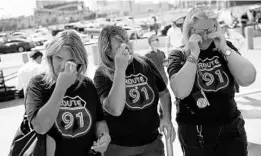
xmin=167 ymin=41 xmax=241 ymax=125
xmin=25 ymin=74 xmax=104 ymax=156
xmin=93 ymin=56 xmax=166 ymax=146
xmin=145 ymin=49 xmax=168 ymax=84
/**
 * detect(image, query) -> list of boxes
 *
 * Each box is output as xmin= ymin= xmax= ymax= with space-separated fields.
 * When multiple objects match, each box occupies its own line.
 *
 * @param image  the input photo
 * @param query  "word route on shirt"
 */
xmin=55 ymin=96 xmax=92 ymax=138
xmin=197 ymin=56 xmax=229 ymax=92
xmin=125 ymin=73 xmax=155 ymax=110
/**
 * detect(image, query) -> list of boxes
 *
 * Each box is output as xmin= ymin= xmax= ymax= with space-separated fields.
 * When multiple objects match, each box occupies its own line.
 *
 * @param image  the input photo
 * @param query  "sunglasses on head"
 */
xmin=192 ymin=25 xmax=217 ymax=35
xmin=151 ymin=38 xmax=159 ymax=42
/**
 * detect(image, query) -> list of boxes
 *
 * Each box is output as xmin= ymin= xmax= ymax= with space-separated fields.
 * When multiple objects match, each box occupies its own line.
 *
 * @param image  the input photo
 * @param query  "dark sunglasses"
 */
xmin=192 ymin=25 xmax=217 ymax=35
xmin=151 ymin=38 xmax=159 ymax=42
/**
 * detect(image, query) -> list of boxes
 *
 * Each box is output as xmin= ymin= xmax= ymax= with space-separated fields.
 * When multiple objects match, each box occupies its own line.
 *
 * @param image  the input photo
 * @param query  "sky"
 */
xmin=0 ymin=0 xmax=166 ymax=18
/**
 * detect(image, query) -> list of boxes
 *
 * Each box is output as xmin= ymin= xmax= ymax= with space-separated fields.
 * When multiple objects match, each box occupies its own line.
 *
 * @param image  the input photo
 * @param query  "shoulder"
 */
xmin=94 ymin=66 xmax=106 ymax=77
xmin=168 ymin=48 xmax=186 ymax=59
xmin=27 ymin=74 xmax=46 ymax=90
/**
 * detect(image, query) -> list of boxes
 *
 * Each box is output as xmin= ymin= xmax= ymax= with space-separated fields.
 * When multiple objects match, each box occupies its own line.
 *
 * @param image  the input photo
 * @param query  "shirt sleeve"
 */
xmin=25 ymin=76 xmax=46 ymax=123
xmin=226 ymin=40 xmax=240 ymax=54
xmin=93 ymin=68 xmax=113 ymax=105
xmin=167 ymin=49 xmax=186 ymax=79
xmin=144 ymin=57 xmax=166 ymax=92
xmin=88 ymin=79 xmax=104 ymax=122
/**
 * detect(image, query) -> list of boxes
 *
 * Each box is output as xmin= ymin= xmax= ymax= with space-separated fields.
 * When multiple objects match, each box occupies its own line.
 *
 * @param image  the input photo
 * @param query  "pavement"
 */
xmin=0 ymin=36 xmax=261 ymax=156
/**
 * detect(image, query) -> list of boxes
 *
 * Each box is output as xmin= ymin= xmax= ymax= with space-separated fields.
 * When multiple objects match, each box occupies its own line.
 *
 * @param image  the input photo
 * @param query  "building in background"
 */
xmin=34 ymin=0 xmax=92 ymax=26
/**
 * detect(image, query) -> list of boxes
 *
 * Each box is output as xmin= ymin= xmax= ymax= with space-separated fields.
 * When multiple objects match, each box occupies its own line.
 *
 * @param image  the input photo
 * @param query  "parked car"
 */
xmin=0 ymin=39 xmax=35 ymax=54
xmin=31 ymin=31 xmax=52 ymax=46
xmin=8 ymin=31 xmax=28 ymax=40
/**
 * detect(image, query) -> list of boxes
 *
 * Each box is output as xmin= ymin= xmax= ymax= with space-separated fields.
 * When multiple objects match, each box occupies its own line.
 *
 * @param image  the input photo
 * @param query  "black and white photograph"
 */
xmin=0 ymin=0 xmax=261 ymax=156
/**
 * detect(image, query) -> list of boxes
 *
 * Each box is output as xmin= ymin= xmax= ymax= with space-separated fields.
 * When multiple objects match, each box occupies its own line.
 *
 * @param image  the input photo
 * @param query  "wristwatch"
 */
xmin=224 ymin=48 xmax=232 ymax=56
xmin=187 ymin=54 xmax=198 ymax=64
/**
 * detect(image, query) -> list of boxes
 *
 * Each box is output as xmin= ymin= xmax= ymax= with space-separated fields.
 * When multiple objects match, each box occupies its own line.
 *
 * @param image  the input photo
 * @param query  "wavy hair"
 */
xmin=42 ymin=29 xmax=88 ymax=89
xmin=98 ymin=25 xmax=146 ymax=81
xmin=182 ymin=5 xmax=219 ymax=54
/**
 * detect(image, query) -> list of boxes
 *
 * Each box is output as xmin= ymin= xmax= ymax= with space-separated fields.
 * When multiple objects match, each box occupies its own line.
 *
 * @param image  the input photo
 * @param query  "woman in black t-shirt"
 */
xmin=94 ymin=25 xmax=175 ymax=156
xmin=167 ymin=5 xmax=256 ymax=156
xmin=25 ymin=30 xmax=110 ymax=156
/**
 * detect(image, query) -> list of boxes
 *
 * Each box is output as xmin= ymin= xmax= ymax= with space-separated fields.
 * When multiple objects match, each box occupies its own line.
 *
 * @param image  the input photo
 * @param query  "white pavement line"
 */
xmin=235 ymin=89 xmax=261 ymax=97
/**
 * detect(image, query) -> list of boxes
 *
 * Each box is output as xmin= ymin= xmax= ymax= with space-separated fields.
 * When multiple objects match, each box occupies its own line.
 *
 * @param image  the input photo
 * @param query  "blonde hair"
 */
xmin=182 ymin=5 xmax=219 ymax=53
xmin=98 ymin=25 xmax=146 ymax=81
xmin=43 ymin=29 xmax=88 ymax=88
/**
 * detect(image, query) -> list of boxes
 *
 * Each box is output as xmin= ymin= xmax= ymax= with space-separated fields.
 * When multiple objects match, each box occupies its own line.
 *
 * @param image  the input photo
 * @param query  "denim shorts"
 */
xmin=178 ymin=115 xmax=248 ymax=156
xmin=104 ymin=136 xmax=164 ymax=156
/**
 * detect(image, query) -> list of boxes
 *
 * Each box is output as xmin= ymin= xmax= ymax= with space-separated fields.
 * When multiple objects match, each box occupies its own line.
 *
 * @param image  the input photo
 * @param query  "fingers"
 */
xmin=190 ymin=34 xmax=203 ymax=44
xmin=65 ymin=61 xmax=77 ymax=73
xmin=171 ymin=127 xmax=176 ymax=143
xmin=163 ymin=127 xmax=170 ymax=139
xmin=91 ymin=141 xmax=108 ymax=153
xmin=64 ymin=61 xmax=71 ymax=72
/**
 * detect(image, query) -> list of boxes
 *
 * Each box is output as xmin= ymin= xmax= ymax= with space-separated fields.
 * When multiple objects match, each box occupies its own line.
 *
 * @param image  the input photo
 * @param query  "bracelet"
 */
xmin=187 ymin=53 xmax=198 ymax=64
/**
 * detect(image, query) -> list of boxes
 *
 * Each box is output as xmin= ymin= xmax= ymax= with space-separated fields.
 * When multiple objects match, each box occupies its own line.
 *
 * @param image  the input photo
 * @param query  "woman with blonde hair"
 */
xmin=94 ymin=25 xmax=175 ymax=156
xmin=25 ymin=29 xmax=110 ymax=156
xmin=167 ymin=5 xmax=256 ymax=156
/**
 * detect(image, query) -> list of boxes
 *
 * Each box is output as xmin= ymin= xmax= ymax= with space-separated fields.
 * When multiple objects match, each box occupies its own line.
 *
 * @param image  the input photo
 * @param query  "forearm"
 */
xmin=225 ymin=48 xmax=256 ymax=86
xmin=96 ymin=120 xmax=109 ymax=138
xmin=104 ymin=69 xmax=126 ymax=116
xmin=159 ymin=89 xmax=172 ymax=120
xmin=170 ymin=61 xmax=197 ymax=99
xmin=32 ymin=85 xmax=66 ymax=134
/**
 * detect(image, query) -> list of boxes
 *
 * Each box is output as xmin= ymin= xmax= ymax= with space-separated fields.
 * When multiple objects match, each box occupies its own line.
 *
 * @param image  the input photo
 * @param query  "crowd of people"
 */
xmin=13 ymin=4 xmax=257 ymax=156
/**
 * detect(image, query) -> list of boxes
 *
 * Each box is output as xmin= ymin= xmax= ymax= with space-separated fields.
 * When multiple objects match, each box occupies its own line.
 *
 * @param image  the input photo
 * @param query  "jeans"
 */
xmin=178 ymin=115 xmax=248 ymax=156
xmin=104 ymin=136 xmax=164 ymax=156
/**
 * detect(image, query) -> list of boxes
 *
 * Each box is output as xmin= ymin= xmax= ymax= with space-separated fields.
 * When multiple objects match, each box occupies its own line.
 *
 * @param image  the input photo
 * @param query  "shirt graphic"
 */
xmin=125 ymin=73 xmax=155 ymax=110
xmin=55 ymin=96 xmax=92 ymax=138
xmin=197 ymin=56 xmax=229 ymax=92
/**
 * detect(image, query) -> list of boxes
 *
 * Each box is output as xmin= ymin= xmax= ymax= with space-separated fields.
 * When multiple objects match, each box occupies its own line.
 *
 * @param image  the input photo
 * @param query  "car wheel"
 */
xmin=18 ymin=47 xmax=24 ymax=52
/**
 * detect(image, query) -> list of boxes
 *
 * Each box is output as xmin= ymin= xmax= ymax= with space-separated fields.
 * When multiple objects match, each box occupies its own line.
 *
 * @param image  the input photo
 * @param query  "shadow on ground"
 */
xmin=0 ymin=98 xmax=24 ymax=110
xmin=237 ymin=95 xmax=261 ymax=119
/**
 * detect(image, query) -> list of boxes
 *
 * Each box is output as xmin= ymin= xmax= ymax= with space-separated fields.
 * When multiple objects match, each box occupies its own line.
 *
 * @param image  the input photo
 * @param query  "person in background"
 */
xmin=16 ymin=50 xmax=43 ymax=95
xmin=219 ymin=21 xmax=245 ymax=51
xmin=167 ymin=21 xmax=183 ymax=51
xmin=145 ymin=34 xmax=168 ymax=85
xmin=240 ymin=12 xmax=249 ymax=37
xmin=25 ymin=30 xmax=110 ymax=156
xmin=94 ymin=25 xmax=175 ymax=156
xmin=151 ymin=16 xmax=160 ymax=35
xmin=168 ymin=5 xmax=256 ymax=156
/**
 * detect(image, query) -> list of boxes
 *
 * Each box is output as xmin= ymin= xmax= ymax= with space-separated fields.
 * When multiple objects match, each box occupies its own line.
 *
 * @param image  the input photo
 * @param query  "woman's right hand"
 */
xmin=115 ymin=43 xmax=130 ymax=72
xmin=188 ymin=34 xmax=202 ymax=57
xmin=57 ymin=61 xmax=77 ymax=89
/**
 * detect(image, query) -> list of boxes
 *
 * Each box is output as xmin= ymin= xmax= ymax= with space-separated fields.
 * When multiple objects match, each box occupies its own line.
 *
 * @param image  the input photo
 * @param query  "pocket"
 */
xmin=178 ymin=124 xmax=221 ymax=148
xmin=220 ymin=115 xmax=247 ymax=142
xmin=178 ymin=124 xmax=198 ymax=148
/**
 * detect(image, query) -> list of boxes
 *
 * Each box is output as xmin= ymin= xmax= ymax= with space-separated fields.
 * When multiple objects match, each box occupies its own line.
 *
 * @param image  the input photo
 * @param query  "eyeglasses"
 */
xmin=192 ymin=25 xmax=217 ymax=35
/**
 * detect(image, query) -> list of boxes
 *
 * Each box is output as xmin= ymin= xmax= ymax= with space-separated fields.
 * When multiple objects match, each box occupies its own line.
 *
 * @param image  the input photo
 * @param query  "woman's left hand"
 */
xmin=208 ymin=30 xmax=228 ymax=53
xmin=91 ymin=133 xmax=111 ymax=153
xmin=159 ymin=118 xmax=176 ymax=143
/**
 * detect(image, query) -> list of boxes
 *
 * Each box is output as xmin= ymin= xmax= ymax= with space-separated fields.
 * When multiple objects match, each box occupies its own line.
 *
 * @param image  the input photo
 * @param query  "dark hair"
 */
xmin=29 ymin=50 xmax=43 ymax=60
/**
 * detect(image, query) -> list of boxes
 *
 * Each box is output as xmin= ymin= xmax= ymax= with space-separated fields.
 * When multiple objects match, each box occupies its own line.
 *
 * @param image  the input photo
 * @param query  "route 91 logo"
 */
xmin=197 ymin=56 xmax=229 ymax=92
xmin=125 ymin=73 xmax=155 ymax=110
xmin=55 ymin=96 xmax=92 ymax=138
